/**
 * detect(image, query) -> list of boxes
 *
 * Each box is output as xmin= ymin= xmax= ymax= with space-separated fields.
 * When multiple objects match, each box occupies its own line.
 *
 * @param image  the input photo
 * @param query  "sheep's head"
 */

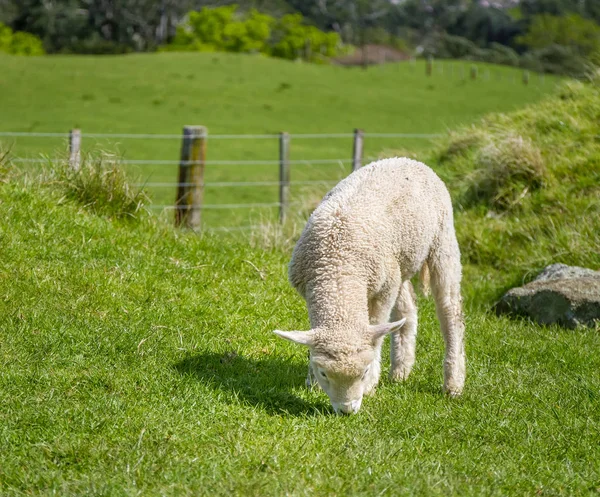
xmin=273 ymin=319 xmax=406 ymax=415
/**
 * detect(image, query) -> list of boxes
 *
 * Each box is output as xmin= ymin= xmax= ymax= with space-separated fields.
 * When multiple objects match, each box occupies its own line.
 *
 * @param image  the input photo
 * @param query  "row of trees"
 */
xmin=1 ymin=0 xmax=599 ymax=76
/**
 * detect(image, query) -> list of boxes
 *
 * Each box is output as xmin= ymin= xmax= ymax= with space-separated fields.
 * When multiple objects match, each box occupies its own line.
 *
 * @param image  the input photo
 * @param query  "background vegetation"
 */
xmin=0 ymin=21 xmax=44 ymax=55
xmin=2 ymin=0 xmax=600 ymax=76
xmin=0 ymin=52 xmax=559 ymax=229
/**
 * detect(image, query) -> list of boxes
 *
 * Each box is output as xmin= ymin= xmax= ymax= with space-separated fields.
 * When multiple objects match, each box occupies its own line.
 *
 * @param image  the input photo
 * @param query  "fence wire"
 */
xmin=2 ymin=130 xmax=443 ymax=231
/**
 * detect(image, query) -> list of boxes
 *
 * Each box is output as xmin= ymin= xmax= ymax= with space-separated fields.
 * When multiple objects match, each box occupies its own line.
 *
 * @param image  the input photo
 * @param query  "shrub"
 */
xmin=483 ymin=43 xmax=520 ymax=66
xmin=163 ymin=6 xmax=342 ymax=63
xmin=520 ymin=44 xmax=590 ymax=78
xmin=0 ymin=23 xmax=45 ymax=56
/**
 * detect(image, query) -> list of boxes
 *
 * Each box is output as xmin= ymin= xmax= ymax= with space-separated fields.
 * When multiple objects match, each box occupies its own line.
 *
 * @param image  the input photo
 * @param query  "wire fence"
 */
xmin=2 ymin=129 xmax=443 ymax=232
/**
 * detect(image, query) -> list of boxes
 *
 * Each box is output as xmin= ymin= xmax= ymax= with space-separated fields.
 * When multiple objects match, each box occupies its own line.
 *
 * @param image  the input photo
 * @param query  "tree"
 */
xmin=517 ymin=13 xmax=600 ymax=57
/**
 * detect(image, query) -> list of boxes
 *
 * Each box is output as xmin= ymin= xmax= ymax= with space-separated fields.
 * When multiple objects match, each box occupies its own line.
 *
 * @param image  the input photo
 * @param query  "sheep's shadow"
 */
xmin=174 ymin=351 xmax=331 ymax=417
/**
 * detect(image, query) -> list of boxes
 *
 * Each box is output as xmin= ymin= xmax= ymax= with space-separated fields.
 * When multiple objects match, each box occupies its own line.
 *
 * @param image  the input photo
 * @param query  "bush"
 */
xmin=482 ymin=43 xmax=520 ymax=66
xmin=0 ymin=23 xmax=45 ymax=56
xmin=163 ymin=6 xmax=342 ymax=63
xmin=422 ymin=33 xmax=484 ymax=59
xmin=520 ymin=44 xmax=590 ymax=78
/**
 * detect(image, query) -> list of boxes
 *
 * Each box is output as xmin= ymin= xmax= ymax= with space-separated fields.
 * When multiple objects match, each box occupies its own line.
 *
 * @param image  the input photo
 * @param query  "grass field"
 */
xmin=0 ymin=53 xmax=560 ymax=228
xmin=1 ymin=61 xmax=599 ymax=494
xmin=1 ymin=169 xmax=599 ymax=496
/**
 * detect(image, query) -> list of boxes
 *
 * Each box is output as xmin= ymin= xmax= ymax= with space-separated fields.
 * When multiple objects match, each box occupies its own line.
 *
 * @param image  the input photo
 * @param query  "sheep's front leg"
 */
xmin=365 ymin=288 xmax=398 ymax=395
xmin=305 ymin=351 xmax=320 ymax=389
xmin=389 ymin=281 xmax=418 ymax=382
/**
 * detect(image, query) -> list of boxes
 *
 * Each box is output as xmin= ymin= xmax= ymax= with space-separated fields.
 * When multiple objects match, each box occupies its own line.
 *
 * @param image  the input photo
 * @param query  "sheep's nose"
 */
xmin=334 ymin=399 xmax=362 ymax=415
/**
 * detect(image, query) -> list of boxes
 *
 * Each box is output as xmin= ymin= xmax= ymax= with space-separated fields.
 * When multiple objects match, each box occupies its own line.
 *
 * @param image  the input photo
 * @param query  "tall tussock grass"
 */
xmin=55 ymin=155 xmax=149 ymax=220
xmin=464 ymin=133 xmax=546 ymax=210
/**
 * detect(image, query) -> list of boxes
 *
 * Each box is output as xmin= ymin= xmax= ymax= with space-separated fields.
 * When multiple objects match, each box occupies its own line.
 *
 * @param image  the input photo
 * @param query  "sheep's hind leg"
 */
xmin=389 ymin=280 xmax=418 ymax=382
xmin=429 ymin=243 xmax=466 ymax=397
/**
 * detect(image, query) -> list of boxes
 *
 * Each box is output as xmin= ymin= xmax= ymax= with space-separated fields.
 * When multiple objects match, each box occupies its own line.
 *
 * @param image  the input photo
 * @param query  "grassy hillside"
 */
xmin=1 ymin=121 xmax=600 ymax=495
xmin=0 ymin=53 xmax=559 ymax=228
xmin=429 ymin=77 xmax=600 ymax=304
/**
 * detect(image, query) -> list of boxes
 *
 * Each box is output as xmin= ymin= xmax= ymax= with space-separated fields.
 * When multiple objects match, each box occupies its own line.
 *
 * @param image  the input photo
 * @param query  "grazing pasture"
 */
xmin=0 ymin=173 xmax=598 ymax=496
xmin=0 ymin=53 xmax=559 ymax=228
xmin=1 ymin=54 xmax=598 ymax=495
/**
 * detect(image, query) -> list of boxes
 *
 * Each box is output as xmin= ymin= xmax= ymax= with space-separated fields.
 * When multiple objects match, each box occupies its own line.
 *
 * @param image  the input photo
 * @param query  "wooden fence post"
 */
xmin=69 ymin=129 xmax=81 ymax=170
xmin=470 ymin=65 xmax=478 ymax=80
xmin=522 ymin=70 xmax=530 ymax=86
xmin=279 ymin=132 xmax=290 ymax=224
xmin=175 ymin=125 xmax=206 ymax=229
xmin=304 ymin=39 xmax=311 ymax=61
xmin=352 ymin=128 xmax=364 ymax=172
xmin=426 ymin=56 xmax=433 ymax=76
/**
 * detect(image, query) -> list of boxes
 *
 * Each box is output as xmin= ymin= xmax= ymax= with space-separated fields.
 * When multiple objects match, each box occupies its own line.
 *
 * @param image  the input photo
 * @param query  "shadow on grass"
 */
xmin=174 ymin=352 xmax=331 ymax=417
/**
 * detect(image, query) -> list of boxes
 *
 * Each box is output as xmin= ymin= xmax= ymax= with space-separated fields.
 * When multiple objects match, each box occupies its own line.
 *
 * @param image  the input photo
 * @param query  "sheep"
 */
xmin=274 ymin=157 xmax=466 ymax=415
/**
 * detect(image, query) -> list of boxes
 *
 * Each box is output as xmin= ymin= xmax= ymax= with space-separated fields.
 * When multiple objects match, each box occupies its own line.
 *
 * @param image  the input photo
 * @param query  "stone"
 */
xmin=496 ymin=264 xmax=600 ymax=329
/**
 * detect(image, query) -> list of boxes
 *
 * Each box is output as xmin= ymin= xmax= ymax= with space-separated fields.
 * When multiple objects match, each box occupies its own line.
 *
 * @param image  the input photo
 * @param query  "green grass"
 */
xmin=0 ymin=52 xmax=559 ymax=228
xmin=424 ymin=77 xmax=600 ymax=305
xmin=1 ymin=151 xmax=600 ymax=495
xmin=1 ymin=54 xmax=598 ymax=495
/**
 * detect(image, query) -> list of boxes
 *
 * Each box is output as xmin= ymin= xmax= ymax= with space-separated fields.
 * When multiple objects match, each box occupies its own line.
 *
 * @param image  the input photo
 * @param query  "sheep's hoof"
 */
xmin=444 ymin=386 xmax=463 ymax=398
xmin=389 ymin=368 xmax=412 ymax=382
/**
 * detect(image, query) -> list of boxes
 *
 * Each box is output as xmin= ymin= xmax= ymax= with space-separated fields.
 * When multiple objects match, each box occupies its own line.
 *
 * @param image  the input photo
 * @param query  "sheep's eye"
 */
xmin=319 ymin=371 xmax=328 ymax=379
xmin=362 ymin=366 xmax=370 ymax=380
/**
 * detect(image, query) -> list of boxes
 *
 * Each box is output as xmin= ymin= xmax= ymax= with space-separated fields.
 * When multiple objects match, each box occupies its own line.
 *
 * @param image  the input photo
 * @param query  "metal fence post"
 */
xmin=175 ymin=125 xmax=206 ymax=229
xmin=279 ymin=132 xmax=290 ymax=224
xmin=69 ymin=129 xmax=81 ymax=170
xmin=352 ymin=129 xmax=364 ymax=172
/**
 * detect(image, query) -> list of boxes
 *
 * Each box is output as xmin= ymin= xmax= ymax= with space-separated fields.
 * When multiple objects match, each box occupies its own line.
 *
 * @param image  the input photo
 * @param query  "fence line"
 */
xmin=152 ymin=202 xmax=285 ymax=210
xmin=11 ymin=157 xmax=356 ymax=166
xmin=135 ymin=180 xmax=340 ymax=188
xmin=2 ymin=127 xmax=444 ymax=231
xmin=0 ymin=131 xmax=442 ymax=140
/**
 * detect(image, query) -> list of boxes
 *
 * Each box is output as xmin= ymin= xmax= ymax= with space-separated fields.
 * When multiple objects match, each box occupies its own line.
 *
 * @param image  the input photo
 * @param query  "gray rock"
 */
xmin=533 ymin=263 xmax=600 ymax=283
xmin=496 ymin=264 xmax=600 ymax=329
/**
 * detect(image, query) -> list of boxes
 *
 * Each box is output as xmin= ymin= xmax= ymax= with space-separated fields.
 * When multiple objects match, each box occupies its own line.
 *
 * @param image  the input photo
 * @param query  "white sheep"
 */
xmin=274 ymin=157 xmax=466 ymax=415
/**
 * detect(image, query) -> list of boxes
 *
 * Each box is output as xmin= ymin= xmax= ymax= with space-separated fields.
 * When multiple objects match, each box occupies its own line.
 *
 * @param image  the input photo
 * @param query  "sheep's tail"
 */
xmin=419 ymin=262 xmax=431 ymax=297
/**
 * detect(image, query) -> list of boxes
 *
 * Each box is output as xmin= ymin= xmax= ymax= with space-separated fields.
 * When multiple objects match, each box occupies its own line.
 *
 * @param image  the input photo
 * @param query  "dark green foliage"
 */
xmin=517 ymin=14 xmax=600 ymax=57
xmin=520 ymin=44 xmax=590 ymax=77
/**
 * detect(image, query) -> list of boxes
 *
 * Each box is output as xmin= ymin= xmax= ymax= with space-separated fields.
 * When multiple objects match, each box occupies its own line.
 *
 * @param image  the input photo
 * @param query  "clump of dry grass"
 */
xmin=55 ymin=154 xmax=149 ymax=220
xmin=466 ymin=133 xmax=546 ymax=211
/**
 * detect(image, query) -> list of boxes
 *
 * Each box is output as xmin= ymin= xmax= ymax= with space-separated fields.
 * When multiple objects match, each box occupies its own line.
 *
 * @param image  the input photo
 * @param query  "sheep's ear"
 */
xmin=369 ymin=318 xmax=407 ymax=340
xmin=273 ymin=330 xmax=315 ymax=347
